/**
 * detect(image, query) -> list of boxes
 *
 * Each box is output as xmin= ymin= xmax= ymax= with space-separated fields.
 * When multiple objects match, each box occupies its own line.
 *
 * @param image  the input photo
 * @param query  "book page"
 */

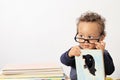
xmin=75 ymin=50 xmax=105 ymax=80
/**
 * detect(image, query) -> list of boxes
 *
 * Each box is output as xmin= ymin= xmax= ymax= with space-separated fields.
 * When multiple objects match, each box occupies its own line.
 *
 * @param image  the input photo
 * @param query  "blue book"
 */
xmin=75 ymin=50 xmax=105 ymax=80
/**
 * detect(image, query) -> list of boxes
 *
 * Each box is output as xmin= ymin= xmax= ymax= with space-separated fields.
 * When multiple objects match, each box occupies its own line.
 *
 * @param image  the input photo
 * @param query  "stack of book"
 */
xmin=0 ymin=63 xmax=66 ymax=80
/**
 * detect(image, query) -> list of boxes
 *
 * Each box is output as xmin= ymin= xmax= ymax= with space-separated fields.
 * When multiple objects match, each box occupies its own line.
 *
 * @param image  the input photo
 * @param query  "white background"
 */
xmin=0 ymin=0 xmax=120 ymax=78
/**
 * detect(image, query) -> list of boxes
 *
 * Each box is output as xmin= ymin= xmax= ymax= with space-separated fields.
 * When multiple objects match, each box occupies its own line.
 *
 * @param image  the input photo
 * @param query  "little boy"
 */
xmin=60 ymin=11 xmax=115 ymax=80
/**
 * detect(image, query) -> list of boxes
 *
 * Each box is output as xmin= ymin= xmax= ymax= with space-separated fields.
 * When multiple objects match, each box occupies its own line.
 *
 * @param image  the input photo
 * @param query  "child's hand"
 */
xmin=95 ymin=41 xmax=105 ymax=53
xmin=68 ymin=46 xmax=81 ymax=57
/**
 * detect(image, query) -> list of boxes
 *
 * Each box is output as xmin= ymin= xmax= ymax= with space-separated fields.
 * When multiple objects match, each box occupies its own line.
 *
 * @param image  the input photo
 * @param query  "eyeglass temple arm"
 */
xmin=74 ymin=33 xmax=78 ymax=41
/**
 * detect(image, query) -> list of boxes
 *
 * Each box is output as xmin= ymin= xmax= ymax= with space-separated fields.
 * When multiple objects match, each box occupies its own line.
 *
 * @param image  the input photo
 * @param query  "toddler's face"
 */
xmin=77 ymin=22 xmax=103 ymax=49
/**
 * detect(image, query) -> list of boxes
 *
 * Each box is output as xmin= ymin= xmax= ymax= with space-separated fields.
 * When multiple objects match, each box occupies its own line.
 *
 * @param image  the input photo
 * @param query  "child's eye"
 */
xmin=88 ymin=36 xmax=94 ymax=39
xmin=79 ymin=35 xmax=84 ymax=38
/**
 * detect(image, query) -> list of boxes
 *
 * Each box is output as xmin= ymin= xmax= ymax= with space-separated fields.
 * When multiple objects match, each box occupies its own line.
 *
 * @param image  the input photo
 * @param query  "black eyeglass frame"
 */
xmin=74 ymin=34 xmax=101 ymax=43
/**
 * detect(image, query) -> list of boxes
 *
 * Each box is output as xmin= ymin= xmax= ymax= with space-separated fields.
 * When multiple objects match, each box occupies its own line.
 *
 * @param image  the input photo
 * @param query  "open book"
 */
xmin=75 ymin=50 xmax=105 ymax=80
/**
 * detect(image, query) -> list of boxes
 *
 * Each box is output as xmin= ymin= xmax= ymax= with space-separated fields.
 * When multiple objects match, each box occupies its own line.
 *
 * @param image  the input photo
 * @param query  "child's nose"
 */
xmin=84 ymin=39 xmax=89 ymax=43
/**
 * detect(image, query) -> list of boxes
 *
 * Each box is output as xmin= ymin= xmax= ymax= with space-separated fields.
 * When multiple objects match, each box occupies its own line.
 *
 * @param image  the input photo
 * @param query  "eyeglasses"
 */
xmin=74 ymin=35 xmax=100 ymax=44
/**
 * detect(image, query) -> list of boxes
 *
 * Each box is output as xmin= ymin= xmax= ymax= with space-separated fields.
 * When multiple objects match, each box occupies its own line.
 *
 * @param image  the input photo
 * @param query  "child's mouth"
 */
xmin=84 ymin=45 xmax=90 ymax=48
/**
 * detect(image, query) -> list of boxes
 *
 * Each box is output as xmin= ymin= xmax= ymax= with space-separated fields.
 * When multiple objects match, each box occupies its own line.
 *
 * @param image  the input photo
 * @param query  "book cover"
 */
xmin=75 ymin=50 xmax=105 ymax=80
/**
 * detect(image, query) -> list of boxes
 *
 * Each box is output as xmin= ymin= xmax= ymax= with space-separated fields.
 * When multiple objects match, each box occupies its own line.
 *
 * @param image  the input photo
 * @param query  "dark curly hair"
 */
xmin=76 ymin=11 xmax=106 ymax=36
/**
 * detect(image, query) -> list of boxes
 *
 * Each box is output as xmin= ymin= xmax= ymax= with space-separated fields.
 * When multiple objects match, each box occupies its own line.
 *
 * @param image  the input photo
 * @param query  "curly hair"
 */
xmin=77 ymin=11 xmax=106 ymax=36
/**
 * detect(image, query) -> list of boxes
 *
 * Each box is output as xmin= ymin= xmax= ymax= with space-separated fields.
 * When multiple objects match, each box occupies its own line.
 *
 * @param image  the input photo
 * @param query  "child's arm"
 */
xmin=60 ymin=48 xmax=76 ymax=67
xmin=60 ymin=46 xmax=81 ymax=67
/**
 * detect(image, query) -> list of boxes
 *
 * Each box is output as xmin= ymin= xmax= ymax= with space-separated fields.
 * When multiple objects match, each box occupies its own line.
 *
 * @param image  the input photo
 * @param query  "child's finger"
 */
xmin=69 ymin=45 xmax=81 ymax=57
xmin=95 ymin=41 xmax=105 ymax=53
xmin=74 ymin=46 xmax=81 ymax=56
xmin=95 ymin=42 xmax=103 ymax=49
xmin=100 ymin=41 xmax=106 ymax=47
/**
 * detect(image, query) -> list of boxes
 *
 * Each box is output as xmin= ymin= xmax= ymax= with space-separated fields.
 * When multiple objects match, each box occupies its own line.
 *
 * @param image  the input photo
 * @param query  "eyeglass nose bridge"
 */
xmin=83 ymin=39 xmax=90 ymax=43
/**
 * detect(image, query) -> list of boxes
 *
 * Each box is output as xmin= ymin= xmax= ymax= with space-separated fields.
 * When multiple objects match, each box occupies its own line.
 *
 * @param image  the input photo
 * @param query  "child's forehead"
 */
xmin=77 ymin=22 xmax=101 ymax=35
xmin=78 ymin=32 xmax=98 ymax=36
